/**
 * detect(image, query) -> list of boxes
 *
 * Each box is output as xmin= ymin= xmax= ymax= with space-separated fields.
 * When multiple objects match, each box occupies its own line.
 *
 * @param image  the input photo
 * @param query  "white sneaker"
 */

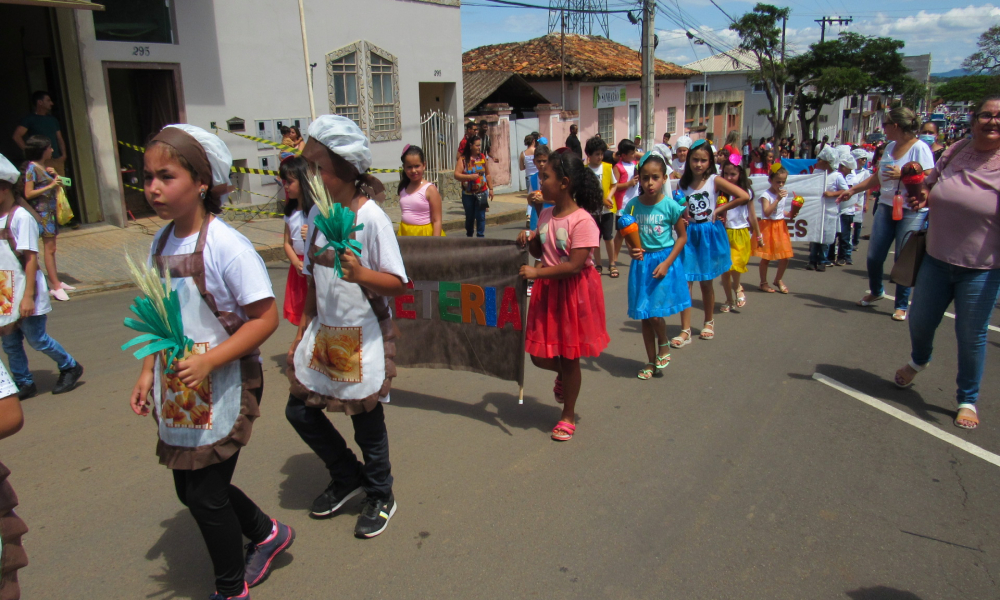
xmin=60 ymin=284 xmax=76 ymax=291
xmin=50 ymin=288 xmax=70 ymax=301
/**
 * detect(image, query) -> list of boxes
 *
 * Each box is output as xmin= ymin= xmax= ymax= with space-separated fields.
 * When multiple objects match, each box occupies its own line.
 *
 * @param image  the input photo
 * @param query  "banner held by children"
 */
xmin=393 ymin=238 xmax=528 ymax=394
xmin=750 ymin=172 xmax=827 ymax=244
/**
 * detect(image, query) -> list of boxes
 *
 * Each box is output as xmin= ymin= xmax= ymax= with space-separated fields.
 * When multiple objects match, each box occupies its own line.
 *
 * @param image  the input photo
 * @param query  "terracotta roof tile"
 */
xmin=463 ymin=34 xmax=697 ymax=82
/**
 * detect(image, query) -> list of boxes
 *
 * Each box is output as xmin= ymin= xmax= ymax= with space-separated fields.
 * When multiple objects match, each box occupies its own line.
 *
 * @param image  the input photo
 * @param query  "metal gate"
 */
xmin=420 ymin=110 xmax=457 ymax=182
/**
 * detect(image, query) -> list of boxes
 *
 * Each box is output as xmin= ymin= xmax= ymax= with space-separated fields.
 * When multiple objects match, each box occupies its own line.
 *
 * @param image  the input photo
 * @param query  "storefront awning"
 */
xmin=0 ymin=0 xmax=104 ymax=10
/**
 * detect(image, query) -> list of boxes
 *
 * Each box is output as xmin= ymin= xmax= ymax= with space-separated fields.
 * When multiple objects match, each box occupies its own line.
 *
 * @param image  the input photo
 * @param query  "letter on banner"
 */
xmin=460 ymin=284 xmax=486 ymax=325
xmin=395 ymin=280 xmax=416 ymax=320
xmin=438 ymin=281 xmax=461 ymax=323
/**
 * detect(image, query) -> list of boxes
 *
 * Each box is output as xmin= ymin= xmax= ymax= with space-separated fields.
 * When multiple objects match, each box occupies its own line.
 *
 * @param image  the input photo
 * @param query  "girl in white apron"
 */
xmin=0 ymin=155 xmax=28 ymax=337
xmin=285 ymin=115 xmax=408 ymax=539
xmin=127 ymin=125 xmax=291 ymax=600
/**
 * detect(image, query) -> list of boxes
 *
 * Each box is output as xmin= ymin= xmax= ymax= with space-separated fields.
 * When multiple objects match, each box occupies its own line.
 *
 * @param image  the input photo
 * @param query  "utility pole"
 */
xmin=640 ymin=0 xmax=655 ymax=148
xmin=815 ymin=16 xmax=852 ymax=43
xmin=780 ymin=14 xmax=786 ymax=139
xmin=297 ymin=0 xmax=316 ymax=119
xmin=560 ymin=10 xmax=566 ymax=109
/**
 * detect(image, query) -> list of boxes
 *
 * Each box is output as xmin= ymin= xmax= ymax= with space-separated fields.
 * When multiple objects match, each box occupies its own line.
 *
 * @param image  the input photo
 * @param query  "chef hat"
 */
xmin=816 ymin=144 xmax=840 ymax=168
xmin=675 ymin=135 xmax=693 ymax=149
xmin=0 ymin=154 xmax=17 ymax=185
xmin=160 ymin=124 xmax=233 ymax=191
xmin=307 ymin=115 xmax=372 ymax=173
xmin=841 ymin=155 xmax=857 ymax=170
xmin=851 ymin=148 xmax=869 ymax=162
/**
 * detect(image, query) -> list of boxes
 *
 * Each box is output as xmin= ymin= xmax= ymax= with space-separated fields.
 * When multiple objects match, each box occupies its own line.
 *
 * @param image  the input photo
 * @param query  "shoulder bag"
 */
xmin=890 ymin=139 xmax=970 ymax=287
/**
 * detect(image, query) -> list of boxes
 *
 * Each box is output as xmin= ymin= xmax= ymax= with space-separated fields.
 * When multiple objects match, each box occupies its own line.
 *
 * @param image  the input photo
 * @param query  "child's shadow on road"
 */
xmin=145 ymin=511 xmax=295 ymax=600
xmin=392 ymin=388 xmax=564 ymax=436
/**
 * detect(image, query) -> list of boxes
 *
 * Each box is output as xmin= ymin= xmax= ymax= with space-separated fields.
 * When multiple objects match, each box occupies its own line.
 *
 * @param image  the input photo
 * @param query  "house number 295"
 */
xmin=434 ymin=70 xmax=442 ymax=77
xmin=133 ymin=46 xmax=151 ymax=56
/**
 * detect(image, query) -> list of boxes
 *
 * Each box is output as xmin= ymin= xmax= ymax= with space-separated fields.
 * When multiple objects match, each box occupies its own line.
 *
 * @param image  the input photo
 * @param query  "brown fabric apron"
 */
xmin=152 ymin=215 xmax=263 ymax=470
xmin=0 ymin=461 xmax=27 ymax=600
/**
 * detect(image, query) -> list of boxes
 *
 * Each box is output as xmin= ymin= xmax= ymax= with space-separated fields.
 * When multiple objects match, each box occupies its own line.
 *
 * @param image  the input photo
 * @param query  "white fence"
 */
xmin=420 ymin=110 xmax=457 ymax=181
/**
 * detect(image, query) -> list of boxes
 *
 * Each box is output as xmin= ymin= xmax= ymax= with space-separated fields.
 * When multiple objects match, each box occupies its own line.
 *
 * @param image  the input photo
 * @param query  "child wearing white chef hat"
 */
xmin=286 ymin=115 xmax=408 ymax=539
xmin=127 ymin=124 xmax=292 ymax=599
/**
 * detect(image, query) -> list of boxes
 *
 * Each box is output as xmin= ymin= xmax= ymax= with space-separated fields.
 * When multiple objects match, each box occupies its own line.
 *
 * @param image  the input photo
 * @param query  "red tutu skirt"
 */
xmin=283 ymin=256 xmax=308 ymax=325
xmin=526 ymin=266 xmax=610 ymax=359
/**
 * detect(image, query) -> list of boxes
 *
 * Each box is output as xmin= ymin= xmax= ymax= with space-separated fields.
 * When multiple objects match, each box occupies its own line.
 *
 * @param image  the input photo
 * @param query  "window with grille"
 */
xmin=598 ymin=108 xmax=614 ymax=142
xmin=667 ymin=107 xmax=676 ymax=133
xmin=329 ymin=52 xmax=360 ymax=126
xmin=370 ymin=52 xmax=396 ymax=133
xmin=326 ymin=42 xmax=401 ymax=141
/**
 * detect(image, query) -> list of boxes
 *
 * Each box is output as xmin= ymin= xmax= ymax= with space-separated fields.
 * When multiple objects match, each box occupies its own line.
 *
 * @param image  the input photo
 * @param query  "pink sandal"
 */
xmin=551 ymin=421 xmax=575 ymax=441
xmin=553 ymin=377 xmax=564 ymax=404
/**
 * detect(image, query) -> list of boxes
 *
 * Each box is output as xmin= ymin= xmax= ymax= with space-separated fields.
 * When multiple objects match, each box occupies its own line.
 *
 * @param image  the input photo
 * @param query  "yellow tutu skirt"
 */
xmin=726 ymin=228 xmax=751 ymax=273
xmin=398 ymin=221 xmax=445 ymax=237
xmin=753 ymin=219 xmax=793 ymax=260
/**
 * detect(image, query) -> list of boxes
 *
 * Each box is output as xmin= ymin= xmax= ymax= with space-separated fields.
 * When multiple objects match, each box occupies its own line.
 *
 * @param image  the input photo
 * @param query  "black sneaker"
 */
xmin=355 ymin=493 xmax=396 ymax=539
xmin=845 ymin=259 xmax=853 ymax=265
xmin=52 ymin=363 xmax=83 ymax=394
xmin=806 ymin=263 xmax=816 ymax=271
xmin=244 ymin=519 xmax=294 ymax=587
xmin=310 ymin=479 xmax=363 ymax=518
xmin=816 ymin=263 xmax=827 ymax=272
xmin=16 ymin=383 xmax=36 ymax=401
xmin=835 ymin=259 xmax=846 ymax=266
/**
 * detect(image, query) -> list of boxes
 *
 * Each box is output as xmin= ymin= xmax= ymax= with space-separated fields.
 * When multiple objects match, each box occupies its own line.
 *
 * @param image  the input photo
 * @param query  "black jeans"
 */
xmin=173 ymin=451 xmax=271 ymax=597
xmin=285 ymin=395 xmax=393 ymax=499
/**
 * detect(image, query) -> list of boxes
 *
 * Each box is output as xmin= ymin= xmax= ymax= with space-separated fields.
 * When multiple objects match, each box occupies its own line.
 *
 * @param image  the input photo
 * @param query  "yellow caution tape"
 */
xmin=216 ymin=129 xmax=301 ymax=154
xmin=122 ymin=183 xmax=284 ymax=216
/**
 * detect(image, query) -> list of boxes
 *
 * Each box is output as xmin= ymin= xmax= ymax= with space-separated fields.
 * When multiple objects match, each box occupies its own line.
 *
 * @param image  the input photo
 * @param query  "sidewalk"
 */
xmin=53 ymin=191 xmax=530 ymax=296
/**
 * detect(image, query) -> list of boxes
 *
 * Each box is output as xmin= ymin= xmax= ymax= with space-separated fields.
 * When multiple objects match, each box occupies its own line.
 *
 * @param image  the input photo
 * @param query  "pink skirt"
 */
xmin=526 ymin=266 xmax=610 ymax=359
xmin=283 ymin=257 xmax=308 ymax=326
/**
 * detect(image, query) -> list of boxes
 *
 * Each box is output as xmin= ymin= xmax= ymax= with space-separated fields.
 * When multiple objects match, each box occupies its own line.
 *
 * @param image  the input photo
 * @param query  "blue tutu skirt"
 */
xmin=682 ymin=220 xmax=732 ymax=281
xmin=627 ymin=247 xmax=692 ymax=320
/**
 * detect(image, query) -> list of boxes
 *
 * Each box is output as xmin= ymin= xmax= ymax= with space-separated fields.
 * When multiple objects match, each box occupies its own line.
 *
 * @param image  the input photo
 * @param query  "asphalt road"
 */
xmin=7 ymin=219 xmax=1000 ymax=599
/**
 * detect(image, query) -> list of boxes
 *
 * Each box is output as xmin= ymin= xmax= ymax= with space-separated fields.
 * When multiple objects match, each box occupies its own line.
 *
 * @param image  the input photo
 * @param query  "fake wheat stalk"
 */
xmin=308 ymin=172 xmax=364 ymax=277
xmin=121 ymin=252 xmax=193 ymax=372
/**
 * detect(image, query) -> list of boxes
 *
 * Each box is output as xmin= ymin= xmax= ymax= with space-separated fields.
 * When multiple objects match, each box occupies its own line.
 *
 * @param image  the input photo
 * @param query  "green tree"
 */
xmin=963 ymin=24 xmax=1000 ymax=74
xmin=730 ymin=3 xmax=798 ymax=139
xmin=937 ymin=74 xmax=1000 ymax=102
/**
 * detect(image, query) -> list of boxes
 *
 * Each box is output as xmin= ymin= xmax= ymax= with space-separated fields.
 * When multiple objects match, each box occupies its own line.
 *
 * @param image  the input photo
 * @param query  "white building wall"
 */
xmin=73 ymin=0 xmax=463 ymax=226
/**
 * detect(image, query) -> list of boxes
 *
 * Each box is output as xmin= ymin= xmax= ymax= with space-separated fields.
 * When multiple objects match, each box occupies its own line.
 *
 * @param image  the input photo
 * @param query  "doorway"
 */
xmin=628 ymin=101 xmax=640 ymax=140
xmin=104 ymin=64 xmax=182 ymax=218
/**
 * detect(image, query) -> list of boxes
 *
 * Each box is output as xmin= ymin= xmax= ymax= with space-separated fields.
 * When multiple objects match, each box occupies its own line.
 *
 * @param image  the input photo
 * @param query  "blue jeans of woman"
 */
xmin=461 ymin=193 xmax=486 ymax=237
xmin=1 ymin=315 xmax=76 ymax=387
xmin=867 ymin=206 xmax=927 ymax=311
xmin=908 ymin=255 xmax=1000 ymax=406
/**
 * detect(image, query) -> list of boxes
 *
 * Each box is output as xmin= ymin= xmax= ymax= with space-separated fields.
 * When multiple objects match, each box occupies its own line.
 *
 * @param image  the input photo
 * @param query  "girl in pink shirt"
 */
xmin=397 ymin=145 xmax=444 ymax=236
xmin=517 ymin=150 xmax=610 ymax=442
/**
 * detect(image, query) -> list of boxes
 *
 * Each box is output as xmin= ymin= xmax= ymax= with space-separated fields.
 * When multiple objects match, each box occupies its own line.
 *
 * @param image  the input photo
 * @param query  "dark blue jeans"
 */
xmin=808 ymin=242 xmax=828 ymax=265
xmin=1 ymin=314 xmax=76 ymax=387
xmin=868 ymin=205 xmax=927 ymax=311
xmin=285 ymin=395 xmax=393 ymax=499
xmin=908 ymin=255 xmax=1000 ymax=406
xmin=462 ymin=193 xmax=486 ymax=237
xmin=836 ymin=214 xmax=854 ymax=262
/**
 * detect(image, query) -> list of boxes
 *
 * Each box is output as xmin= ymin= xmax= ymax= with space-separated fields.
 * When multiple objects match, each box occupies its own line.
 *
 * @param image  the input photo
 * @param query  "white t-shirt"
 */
xmin=0 ymin=208 xmax=50 ymax=316
xmin=826 ymin=171 xmax=850 ymax=217
xmin=877 ymin=140 xmax=935 ymax=207
xmin=303 ymin=201 xmax=408 ymax=286
xmin=758 ymin=189 xmax=786 ymax=221
xmin=284 ymin=210 xmax=305 ymax=256
xmin=725 ymin=188 xmax=752 ymax=230
xmin=590 ymin=164 xmax=618 ymax=215
xmin=149 ymin=218 xmax=274 ymax=322
xmin=682 ymin=174 xmax=718 ymax=223
xmin=851 ymin=168 xmax=870 ymax=218
xmin=671 ymin=158 xmax=685 ymax=173
xmin=840 ymin=171 xmax=858 ymax=216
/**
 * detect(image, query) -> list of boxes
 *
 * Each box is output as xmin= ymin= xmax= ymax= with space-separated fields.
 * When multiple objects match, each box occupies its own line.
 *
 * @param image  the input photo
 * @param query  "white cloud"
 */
xmin=654 ymin=5 xmax=1000 ymax=71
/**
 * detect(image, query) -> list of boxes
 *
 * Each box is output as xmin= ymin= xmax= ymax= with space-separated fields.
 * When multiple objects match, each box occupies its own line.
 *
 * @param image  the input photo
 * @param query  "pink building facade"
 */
xmin=533 ymin=80 xmax=687 ymax=150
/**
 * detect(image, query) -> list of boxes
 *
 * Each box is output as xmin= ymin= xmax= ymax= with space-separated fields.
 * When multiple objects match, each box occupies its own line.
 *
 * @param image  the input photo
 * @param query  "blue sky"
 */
xmin=461 ymin=1 xmax=999 ymax=73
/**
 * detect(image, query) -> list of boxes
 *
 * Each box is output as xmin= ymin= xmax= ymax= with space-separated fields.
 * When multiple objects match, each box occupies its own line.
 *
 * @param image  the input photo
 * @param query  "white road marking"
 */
xmin=813 ymin=373 xmax=1000 ymax=468
xmin=869 ymin=292 xmax=1000 ymax=334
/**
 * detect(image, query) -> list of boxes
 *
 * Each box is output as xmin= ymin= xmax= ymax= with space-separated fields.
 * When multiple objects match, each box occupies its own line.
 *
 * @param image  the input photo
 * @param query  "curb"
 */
xmin=67 ymin=208 xmax=527 ymax=298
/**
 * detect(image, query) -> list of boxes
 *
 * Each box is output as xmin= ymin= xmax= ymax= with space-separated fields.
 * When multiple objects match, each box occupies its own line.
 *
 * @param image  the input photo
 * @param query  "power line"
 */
xmin=479 ymin=0 xmax=631 ymax=13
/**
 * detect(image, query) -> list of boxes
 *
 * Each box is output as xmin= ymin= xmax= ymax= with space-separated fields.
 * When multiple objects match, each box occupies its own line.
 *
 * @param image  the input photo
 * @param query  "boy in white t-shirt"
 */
xmin=0 ymin=153 xmax=81 ymax=399
xmin=850 ymin=149 xmax=871 ymax=250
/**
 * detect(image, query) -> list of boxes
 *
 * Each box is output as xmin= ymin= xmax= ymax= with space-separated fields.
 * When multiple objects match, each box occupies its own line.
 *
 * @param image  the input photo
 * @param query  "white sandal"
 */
xmin=894 ymin=360 xmax=924 ymax=389
xmin=857 ymin=293 xmax=885 ymax=307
